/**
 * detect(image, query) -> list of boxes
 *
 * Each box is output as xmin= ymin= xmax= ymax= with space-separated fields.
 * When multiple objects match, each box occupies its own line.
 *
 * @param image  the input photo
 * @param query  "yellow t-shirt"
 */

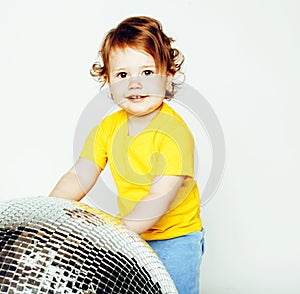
xmin=80 ymin=102 xmax=202 ymax=240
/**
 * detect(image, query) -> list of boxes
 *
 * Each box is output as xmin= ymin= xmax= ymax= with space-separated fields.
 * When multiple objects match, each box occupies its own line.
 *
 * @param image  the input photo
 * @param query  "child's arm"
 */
xmin=121 ymin=175 xmax=185 ymax=235
xmin=49 ymin=158 xmax=101 ymax=201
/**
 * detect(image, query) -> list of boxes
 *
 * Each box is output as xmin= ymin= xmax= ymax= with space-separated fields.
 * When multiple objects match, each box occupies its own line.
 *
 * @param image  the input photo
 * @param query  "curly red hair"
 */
xmin=90 ymin=16 xmax=184 ymax=89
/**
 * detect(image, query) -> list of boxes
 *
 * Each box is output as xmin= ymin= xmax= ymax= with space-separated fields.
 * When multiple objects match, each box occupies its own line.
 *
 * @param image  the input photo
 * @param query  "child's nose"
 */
xmin=128 ymin=76 xmax=143 ymax=90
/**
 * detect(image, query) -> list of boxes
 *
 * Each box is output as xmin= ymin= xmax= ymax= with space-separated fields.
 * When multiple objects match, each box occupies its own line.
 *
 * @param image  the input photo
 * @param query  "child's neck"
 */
xmin=127 ymin=105 xmax=162 ymax=136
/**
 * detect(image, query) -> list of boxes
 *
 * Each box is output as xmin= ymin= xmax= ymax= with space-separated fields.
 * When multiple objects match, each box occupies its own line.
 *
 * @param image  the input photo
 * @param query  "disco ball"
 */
xmin=0 ymin=196 xmax=178 ymax=293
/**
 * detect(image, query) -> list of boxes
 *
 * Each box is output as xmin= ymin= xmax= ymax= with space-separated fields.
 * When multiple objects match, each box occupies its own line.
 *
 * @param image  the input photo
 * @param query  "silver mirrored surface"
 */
xmin=0 ymin=196 xmax=177 ymax=293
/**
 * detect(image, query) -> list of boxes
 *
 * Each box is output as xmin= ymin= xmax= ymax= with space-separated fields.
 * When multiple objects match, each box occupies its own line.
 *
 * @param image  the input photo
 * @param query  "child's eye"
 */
xmin=142 ymin=70 xmax=154 ymax=76
xmin=117 ymin=72 xmax=128 ymax=78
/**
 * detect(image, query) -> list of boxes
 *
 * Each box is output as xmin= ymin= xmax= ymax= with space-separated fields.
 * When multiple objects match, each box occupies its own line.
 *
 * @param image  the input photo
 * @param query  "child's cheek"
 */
xmin=142 ymin=75 xmax=168 ymax=98
xmin=110 ymin=79 xmax=130 ymax=103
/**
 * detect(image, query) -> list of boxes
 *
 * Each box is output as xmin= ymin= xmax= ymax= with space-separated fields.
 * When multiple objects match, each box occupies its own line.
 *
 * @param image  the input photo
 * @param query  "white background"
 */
xmin=0 ymin=0 xmax=299 ymax=293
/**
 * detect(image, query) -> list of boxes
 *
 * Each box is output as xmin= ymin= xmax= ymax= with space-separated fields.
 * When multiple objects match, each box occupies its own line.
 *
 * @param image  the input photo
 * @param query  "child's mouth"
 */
xmin=127 ymin=95 xmax=148 ymax=103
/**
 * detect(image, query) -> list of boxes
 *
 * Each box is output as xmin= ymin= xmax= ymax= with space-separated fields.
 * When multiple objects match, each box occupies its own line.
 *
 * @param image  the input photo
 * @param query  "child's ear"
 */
xmin=165 ymin=73 xmax=175 ymax=99
xmin=166 ymin=73 xmax=173 ymax=90
xmin=103 ymin=74 xmax=109 ymax=83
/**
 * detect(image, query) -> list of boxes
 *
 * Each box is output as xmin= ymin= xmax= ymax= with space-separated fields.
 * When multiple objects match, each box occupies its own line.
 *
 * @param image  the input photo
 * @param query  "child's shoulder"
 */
xmin=99 ymin=108 xmax=126 ymax=126
xmin=160 ymin=102 xmax=189 ymax=129
xmin=91 ymin=109 xmax=126 ymax=136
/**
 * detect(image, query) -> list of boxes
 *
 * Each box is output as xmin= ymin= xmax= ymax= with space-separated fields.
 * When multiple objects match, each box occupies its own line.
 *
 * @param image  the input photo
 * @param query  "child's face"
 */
xmin=108 ymin=47 xmax=169 ymax=117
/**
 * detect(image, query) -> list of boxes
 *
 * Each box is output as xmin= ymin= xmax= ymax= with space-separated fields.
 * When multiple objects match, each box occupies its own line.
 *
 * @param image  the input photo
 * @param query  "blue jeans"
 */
xmin=147 ymin=230 xmax=205 ymax=294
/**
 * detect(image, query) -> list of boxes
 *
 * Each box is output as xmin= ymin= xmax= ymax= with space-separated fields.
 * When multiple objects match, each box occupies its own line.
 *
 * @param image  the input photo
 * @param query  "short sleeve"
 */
xmin=79 ymin=122 xmax=108 ymax=170
xmin=154 ymin=124 xmax=195 ymax=177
